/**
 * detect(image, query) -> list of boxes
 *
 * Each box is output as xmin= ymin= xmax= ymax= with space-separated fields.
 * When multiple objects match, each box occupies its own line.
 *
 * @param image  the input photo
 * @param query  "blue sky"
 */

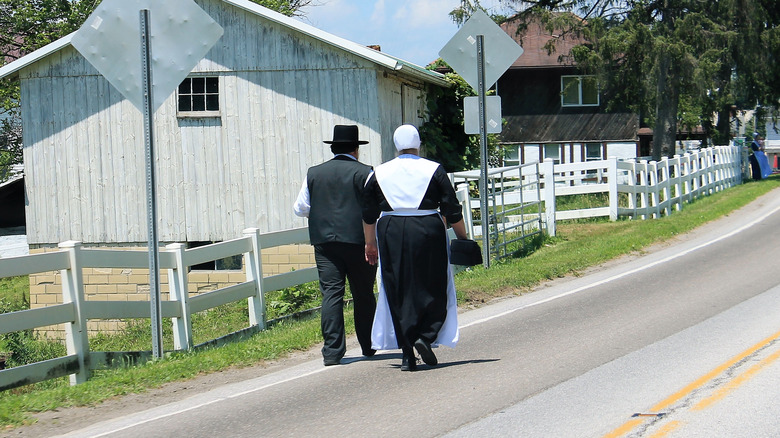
xmin=296 ymin=0 xmax=513 ymax=67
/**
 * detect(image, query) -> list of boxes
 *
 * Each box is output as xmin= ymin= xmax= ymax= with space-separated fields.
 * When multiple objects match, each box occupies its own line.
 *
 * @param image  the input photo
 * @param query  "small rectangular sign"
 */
xmin=464 ymin=95 xmax=502 ymax=134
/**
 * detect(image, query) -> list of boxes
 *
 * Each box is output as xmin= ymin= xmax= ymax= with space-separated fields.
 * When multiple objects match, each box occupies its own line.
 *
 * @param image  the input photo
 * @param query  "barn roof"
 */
xmin=502 ymin=112 xmax=639 ymax=143
xmin=0 ymin=0 xmax=447 ymax=87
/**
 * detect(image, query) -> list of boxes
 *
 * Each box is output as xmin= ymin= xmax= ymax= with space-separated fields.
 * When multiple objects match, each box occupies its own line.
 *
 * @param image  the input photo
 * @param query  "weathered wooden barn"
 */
xmin=0 ymin=0 xmax=447 ymax=249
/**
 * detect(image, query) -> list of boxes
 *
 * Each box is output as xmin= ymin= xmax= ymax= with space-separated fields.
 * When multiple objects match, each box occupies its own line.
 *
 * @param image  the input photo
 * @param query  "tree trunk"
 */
xmin=715 ymin=108 xmax=732 ymax=145
xmin=652 ymin=50 xmax=680 ymax=161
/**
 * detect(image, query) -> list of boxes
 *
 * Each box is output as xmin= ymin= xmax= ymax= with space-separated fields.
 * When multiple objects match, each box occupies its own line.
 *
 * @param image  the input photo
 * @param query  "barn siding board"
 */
xmin=57 ymin=75 xmax=73 ymax=242
xmin=105 ymin=86 xmax=122 ymax=241
xmin=73 ymin=77 xmax=90 ymax=239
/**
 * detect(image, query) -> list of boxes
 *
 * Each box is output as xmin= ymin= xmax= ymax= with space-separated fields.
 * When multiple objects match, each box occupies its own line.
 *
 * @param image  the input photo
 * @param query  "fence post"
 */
xmin=649 ymin=160 xmax=661 ymax=218
xmin=456 ymin=187 xmax=474 ymax=239
xmin=625 ymin=160 xmax=636 ymax=217
xmin=543 ymin=159 xmax=556 ymax=237
xmin=704 ymin=149 xmax=714 ymax=194
xmin=671 ymin=155 xmax=681 ymax=211
xmin=739 ymin=144 xmax=748 ymax=183
xmin=58 ymin=241 xmax=89 ymax=385
xmin=692 ymin=151 xmax=701 ymax=196
xmin=638 ymin=160 xmax=648 ymax=220
xmin=243 ymin=228 xmax=266 ymax=330
xmin=682 ymin=154 xmax=691 ymax=203
xmin=661 ymin=157 xmax=671 ymax=216
xmin=166 ymin=243 xmax=192 ymax=350
xmin=608 ymin=157 xmax=618 ymax=221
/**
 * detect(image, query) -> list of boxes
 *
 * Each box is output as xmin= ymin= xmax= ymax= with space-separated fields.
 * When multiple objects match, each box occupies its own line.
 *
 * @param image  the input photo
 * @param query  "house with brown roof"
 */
xmin=496 ymin=14 xmax=641 ymax=165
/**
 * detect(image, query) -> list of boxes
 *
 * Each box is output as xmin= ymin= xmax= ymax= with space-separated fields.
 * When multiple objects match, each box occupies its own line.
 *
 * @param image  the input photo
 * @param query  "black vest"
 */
xmin=306 ymin=155 xmax=372 ymax=245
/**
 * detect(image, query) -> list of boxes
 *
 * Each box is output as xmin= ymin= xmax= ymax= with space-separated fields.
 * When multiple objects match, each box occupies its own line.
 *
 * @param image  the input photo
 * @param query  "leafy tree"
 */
xmin=495 ymin=0 xmax=780 ymax=160
xmin=0 ymin=112 xmax=21 ymax=182
xmin=420 ymin=60 xmax=503 ymax=173
xmin=0 ymin=0 xmax=315 ymax=177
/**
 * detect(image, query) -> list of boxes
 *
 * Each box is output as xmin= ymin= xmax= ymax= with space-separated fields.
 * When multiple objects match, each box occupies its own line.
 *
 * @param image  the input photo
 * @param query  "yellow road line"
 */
xmin=602 ymin=419 xmax=644 ymax=438
xmin=601 ymin=329 xmax=780 ymax=438
xmin=648 ymin=421 xmax=682 ymax=438
xmin=693 ymin=345 xmax=780 ymax=411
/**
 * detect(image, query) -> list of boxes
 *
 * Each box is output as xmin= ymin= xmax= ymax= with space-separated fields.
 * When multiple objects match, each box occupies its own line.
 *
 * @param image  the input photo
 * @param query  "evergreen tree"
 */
xmin=497 ymin=0 xmax=780 ymax=159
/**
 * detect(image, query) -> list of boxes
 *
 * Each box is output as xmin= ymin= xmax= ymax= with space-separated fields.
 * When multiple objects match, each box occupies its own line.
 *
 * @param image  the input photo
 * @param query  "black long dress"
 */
xmin=362 ymin=154 xmax=463 ymax=354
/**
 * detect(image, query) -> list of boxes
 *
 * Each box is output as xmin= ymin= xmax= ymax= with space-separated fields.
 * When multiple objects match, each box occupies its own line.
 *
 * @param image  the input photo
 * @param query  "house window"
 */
xmin=561 ymin=75 xmax=599 ymax=107
xmin=188 ymin=241 xmax=242 ymax=271
xmin=178 ymin=76 xmax=219 ymax=115
xmin=504 ymin=145 xmax=521 ymax=165
xmin=544 ymin=144 xmax=561 ymax=165
xmin=585 ymin=143 xmax=602 ymax=161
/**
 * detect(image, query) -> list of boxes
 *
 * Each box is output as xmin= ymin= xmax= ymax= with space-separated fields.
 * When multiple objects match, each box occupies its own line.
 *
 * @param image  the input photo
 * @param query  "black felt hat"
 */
xmin=323 ymin=125 xmax=369 ymax=146
xmin=450 ymin=239 xmax=483 ymax=266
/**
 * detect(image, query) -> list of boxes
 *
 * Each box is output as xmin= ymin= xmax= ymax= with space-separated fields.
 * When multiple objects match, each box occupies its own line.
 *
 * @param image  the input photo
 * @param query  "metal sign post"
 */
xmin=139 ymin=9 xmax=163 ymax=358
xmin=476 ymin=35 xmax=490 ymax=268
xmin=71 ymin=0 xmax=223 ymax=358
xmin=438 ymin=9 xmax=523 ymax=268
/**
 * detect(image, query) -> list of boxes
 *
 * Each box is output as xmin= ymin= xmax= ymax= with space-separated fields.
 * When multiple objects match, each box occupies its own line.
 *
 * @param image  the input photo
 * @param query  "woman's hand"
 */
xmin=365 ymin=241 xmax=378 ymax=265
xmin=363 ymin=221 xmax=378 ymax=265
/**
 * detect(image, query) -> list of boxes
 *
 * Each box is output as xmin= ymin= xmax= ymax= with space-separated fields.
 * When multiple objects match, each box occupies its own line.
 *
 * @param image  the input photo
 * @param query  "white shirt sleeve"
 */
xmin=293 ymin=177 xmax=310 ymax=218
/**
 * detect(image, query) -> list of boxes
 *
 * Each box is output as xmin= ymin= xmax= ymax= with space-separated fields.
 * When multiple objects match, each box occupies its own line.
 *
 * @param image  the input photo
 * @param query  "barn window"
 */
xmin=178 ymin=76 xmax=220 ymax=115
xmin=585 ymin=143 xmax=602 ymax=161
xmin=561 ymin=75 xmax=599 ymax=107
xmin=585 ymin=143 xmax=603 ymax=178
xmin=544 ymin=143 xmax=561 ymax=165
xmin=188 ymin=241 xmax=242 ymax=271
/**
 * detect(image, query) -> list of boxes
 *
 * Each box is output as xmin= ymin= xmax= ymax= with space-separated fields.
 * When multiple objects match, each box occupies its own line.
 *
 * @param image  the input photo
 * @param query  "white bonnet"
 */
xmin=393 ymin=124 xmax=421 ymax=151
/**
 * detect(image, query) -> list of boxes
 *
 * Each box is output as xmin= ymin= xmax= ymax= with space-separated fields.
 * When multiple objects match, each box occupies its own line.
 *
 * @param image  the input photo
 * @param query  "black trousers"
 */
xmin=314 ymin=242 xmax=377 ymax=360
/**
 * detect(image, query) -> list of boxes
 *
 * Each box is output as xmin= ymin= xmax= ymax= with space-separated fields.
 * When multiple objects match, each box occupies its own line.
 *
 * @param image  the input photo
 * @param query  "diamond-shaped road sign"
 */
xmin=71 ymin=0 xmax=223 ymax=112
xmin=439 ymin=9 xmax=523 ymax=91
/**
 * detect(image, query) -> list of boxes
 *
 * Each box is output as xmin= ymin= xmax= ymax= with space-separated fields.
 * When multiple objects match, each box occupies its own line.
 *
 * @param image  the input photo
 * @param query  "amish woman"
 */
xmin=751 ymin=132 xmax=772 ymax=179
xmin=362 ymin=124 xmax=468 ymax=371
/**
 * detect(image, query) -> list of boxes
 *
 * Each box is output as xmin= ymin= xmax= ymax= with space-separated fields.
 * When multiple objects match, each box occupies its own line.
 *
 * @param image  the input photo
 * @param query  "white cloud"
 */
xmin=370 ymin=0 xmax=388 ymax=25
xmin=394 ymin=0 xmax=460 ymax=30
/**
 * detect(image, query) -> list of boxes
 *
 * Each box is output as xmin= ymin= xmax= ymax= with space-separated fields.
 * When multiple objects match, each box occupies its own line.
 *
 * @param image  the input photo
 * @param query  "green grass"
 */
xmin=0 ymin=275 xmax=29 ymax=312
xmin=1 ymin=176 xmax=779 ymax=428
xmin=456 ymin=177 xmax=780 ymax=301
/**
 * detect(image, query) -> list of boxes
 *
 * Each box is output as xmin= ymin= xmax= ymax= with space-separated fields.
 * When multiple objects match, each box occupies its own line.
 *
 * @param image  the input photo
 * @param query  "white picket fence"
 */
xmin=0 ymin=227 xmax=317 ymax=390
xmin=452 ymin=145 xmax=744 ymax=238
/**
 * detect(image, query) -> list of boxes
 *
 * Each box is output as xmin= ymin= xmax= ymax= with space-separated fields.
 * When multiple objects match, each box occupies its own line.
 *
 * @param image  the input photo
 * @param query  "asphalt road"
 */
xmin=44 ymin=187 xmax=780 ymax=438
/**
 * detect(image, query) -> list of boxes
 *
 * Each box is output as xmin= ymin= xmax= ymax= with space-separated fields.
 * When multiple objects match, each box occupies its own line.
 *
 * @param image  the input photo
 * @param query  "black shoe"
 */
xmin=400 ymin=354 xmax=417 ymax=371
xmin=323 ymin=357 xmax=341 ymax=366
xmin=414 ymin=338 xmax=438 ymax=366
xmin=362 ymin=349 xmax=377 ymax=357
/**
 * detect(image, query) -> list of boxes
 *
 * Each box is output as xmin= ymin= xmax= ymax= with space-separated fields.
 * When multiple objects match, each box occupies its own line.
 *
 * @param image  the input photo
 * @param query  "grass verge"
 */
xmin=1 ymin=176 xmax=779 ymax=429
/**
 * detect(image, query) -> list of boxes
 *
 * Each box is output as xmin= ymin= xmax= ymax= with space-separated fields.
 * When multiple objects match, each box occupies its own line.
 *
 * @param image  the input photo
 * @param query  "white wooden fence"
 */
xmin=0 ymin=227 xmax=317 ymax=390
xmin=453 ymin=145 xmax=743 ymax=238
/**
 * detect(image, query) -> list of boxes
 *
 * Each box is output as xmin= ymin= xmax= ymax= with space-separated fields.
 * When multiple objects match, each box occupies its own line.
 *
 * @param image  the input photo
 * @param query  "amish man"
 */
xmin=293 ymin=125 xmax=377 ymax=366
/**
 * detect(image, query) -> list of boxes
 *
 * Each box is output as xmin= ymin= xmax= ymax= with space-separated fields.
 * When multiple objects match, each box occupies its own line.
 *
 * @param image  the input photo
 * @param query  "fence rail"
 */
xmin=0 ymin=227 xmax=317 ymax=391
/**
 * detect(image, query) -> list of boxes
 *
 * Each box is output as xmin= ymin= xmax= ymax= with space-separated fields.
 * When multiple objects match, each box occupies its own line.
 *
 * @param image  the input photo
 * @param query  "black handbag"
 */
xmin=449 ymin=239 xmax=483 ymax=266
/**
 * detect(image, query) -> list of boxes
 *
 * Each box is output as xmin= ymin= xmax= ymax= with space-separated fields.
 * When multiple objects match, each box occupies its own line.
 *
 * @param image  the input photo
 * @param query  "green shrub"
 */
xmin=267 ymin=281 xmax=320 ymax=318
